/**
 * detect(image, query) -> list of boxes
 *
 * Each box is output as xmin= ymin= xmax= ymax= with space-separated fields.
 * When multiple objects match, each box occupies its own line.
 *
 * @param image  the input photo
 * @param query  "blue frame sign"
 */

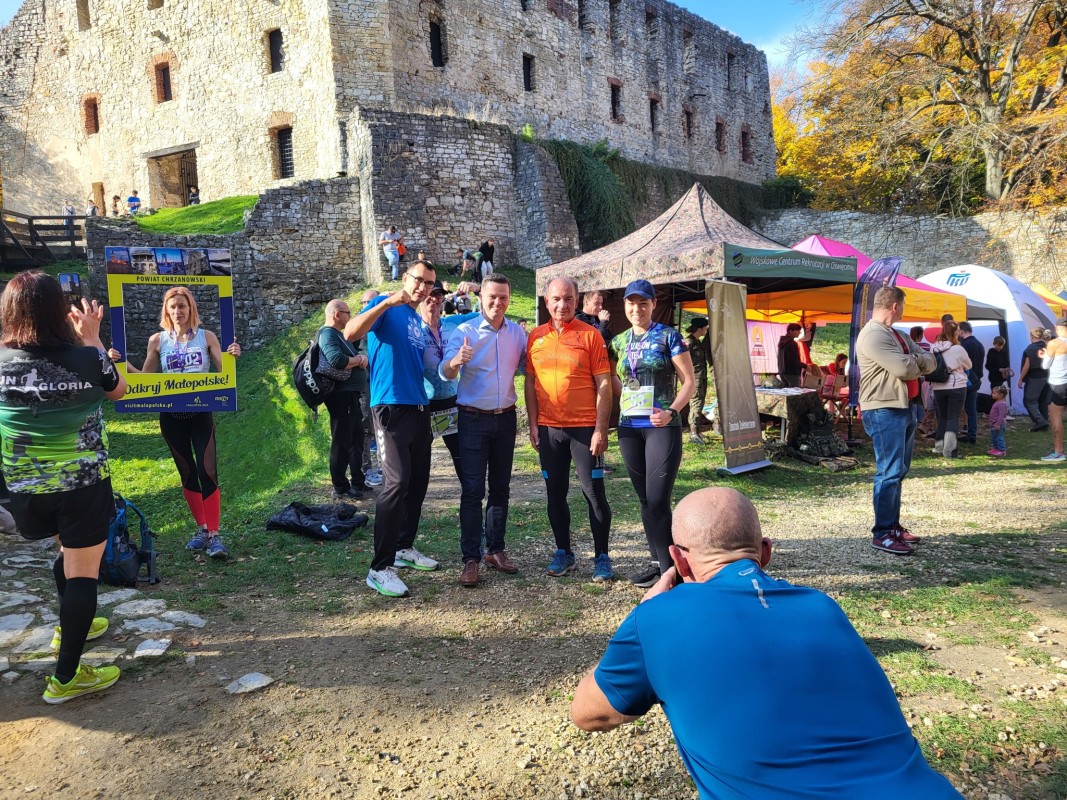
xmin=104 ymin=246 xmax=237 ymax=413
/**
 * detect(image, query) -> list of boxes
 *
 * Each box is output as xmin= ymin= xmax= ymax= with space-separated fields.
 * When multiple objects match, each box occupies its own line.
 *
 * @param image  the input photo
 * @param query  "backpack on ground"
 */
xmin=926 ymin=350 xmax=951 ymax=383
xmin=100 ymin=494 xmax=160 ymax=586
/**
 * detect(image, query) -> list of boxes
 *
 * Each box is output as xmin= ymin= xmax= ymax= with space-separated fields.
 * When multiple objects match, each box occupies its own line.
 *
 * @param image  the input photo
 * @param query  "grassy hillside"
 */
xmin=135 ymin=195 xmax=259 ymax=235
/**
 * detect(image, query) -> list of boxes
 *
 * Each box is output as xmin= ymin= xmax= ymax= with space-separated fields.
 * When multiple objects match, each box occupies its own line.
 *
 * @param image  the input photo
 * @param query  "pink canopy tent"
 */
xmin=791 ymin=235 xmax=1000 ymax=321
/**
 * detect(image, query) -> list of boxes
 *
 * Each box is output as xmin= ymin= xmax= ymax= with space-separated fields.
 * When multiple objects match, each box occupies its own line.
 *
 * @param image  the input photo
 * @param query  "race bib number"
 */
xmin=430 ymin=407 xmax=459 ymax=439
xmin=620 ymin=385 xmax=654 ymax=416
xmin=165 ymin=348 xmax=206 ymax=372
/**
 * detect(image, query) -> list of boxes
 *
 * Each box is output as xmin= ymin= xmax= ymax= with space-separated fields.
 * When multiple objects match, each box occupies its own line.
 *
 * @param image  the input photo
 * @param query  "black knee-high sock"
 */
xmin=52 ymin=554 xmax=66 ymax=600
xmin=55 ymin=577 xmax=97 ymax=684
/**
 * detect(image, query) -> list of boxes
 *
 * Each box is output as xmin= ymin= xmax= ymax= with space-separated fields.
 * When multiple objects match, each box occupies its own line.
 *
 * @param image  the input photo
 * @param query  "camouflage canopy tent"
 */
xmin=535 ymin=183 xmax=857 ymax=325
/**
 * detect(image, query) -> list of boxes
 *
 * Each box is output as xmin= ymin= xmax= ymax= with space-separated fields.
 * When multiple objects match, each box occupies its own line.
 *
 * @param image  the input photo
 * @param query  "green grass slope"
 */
xmin=134 ymin=195 xmax=259 ymax=235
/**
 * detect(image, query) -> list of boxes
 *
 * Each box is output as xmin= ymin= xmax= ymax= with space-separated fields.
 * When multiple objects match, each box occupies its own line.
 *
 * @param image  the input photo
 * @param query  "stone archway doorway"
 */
xmin=145 ymin=143 xmax=200 ymax=208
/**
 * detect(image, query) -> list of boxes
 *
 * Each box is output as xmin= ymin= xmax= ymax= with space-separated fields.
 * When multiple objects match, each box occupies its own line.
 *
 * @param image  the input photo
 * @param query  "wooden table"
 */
xmin=754 ymin=387 xmax=822 ymax=447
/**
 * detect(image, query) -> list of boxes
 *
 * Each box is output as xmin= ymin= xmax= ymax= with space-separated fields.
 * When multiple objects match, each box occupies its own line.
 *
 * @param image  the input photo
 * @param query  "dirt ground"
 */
xmin=2 ymin=444 xmax=1067 ymax=800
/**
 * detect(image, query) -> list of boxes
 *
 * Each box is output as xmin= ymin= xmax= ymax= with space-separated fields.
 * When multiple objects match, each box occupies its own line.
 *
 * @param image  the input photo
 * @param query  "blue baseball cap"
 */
xmin=624 ymin=279 xmax=655 ymax=300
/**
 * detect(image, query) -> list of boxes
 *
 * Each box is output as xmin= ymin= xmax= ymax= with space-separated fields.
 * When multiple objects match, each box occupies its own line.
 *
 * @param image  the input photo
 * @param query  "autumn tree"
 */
xmin=791 ymin=0 xmax=1067 ymax=211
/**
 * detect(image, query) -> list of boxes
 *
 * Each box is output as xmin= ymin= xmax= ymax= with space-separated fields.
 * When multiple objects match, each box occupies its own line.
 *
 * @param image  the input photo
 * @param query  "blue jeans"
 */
xmin=963 ymin=383 xmax=979 ymax=441
xmin=384 ymin=249 xmax=399 ymax=280
xmin=862 ymin=407 xmax=915 ymax=536
xmin=990 ymin=427 xmax=1006 ymax=451
xmin=458 ymin=409 xmax=516 ymax=563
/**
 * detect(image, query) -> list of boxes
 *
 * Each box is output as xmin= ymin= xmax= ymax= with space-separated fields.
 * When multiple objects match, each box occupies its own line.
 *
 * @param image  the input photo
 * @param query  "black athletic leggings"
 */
xmin=159 ymin=411 xmax=218 ymax=497
xmin=618 ymin=425 xmax=682 ymax=572
xmin=538 ymin=425 xmax=612 ymax=556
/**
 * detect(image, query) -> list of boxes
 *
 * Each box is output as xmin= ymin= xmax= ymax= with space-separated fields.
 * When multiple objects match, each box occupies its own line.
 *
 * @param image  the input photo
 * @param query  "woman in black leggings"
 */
xmin=110 ymin=287 xmax=239 ymax=558
xmin=608 ymin=280 xmax=695 ymax=588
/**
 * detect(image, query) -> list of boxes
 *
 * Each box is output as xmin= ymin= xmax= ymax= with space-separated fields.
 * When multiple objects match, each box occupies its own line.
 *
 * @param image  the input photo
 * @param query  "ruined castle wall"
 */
xmin=755 ymin=207 xmax=1067 ymax=293
xmin=514 ymin=141 xmax=581 ymax=268
xmin=86 ymin=177 xmax=363 ymax=357
xmin=351 ymin=109 xmax=531 ymax=280
xmin=327 ymin=0 xmax=396 ymax=113
xmin=0 ymin=0 xmax=341 ymax=215
xmin=379 ymin=0 xmax=773 ymax=183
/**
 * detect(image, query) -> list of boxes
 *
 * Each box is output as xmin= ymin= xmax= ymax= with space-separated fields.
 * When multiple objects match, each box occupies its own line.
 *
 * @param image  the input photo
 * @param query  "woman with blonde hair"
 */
xmin=929 ymin=321 xmax=971 ymax=458
xmin=110 ymin=286 xmax=240 ymax=557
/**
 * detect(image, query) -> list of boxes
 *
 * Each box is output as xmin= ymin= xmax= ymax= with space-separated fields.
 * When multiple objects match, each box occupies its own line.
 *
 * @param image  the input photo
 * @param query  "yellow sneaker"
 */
xmin=50 ymin=617 xmax=109 ymax=651
xmin=42 ymin=663 xmax=120 ymax=704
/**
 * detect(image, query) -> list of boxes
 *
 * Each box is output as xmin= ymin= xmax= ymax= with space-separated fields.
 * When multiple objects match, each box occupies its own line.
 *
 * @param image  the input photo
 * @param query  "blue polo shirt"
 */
xmin=365 ymin=297 xmax=428 ymax=407
xmin=595 ymin=560 xmax=962 ymax=800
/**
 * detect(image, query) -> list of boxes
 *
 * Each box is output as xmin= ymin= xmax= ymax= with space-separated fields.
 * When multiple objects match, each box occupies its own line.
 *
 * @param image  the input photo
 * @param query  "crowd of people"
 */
xmin=0 ymin=268 xmax=1034 ymax=797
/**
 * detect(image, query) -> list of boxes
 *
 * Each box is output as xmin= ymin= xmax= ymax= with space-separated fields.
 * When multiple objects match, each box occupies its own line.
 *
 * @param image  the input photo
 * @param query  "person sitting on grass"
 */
xmin=572 ymin=487 xmax=964 ymax=800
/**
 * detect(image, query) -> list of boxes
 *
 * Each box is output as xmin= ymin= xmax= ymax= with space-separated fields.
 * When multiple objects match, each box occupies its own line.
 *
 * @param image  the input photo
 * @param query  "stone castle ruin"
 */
xmin=0 ymin=0 xmax=774 ymax=278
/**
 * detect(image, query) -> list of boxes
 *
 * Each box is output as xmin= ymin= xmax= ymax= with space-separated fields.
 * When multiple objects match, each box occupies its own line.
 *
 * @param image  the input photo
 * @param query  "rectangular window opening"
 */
xmin=268 ymin=29 xmax=285 ymax=73
xmin=608 ymin=0 xmax=621 ymax=41
xmin=610 ymin=84 xmax=622 ymax=121
xmin=726 ymin=52 xmax=736 ymax=91
xmin=275 ymin=127 xmax=295 ymax=179
xmin=84 ymin=99 xmax=100 ymax=135
xmin=684 ymin=110 xmax=694 ymax=140
xmin=523 ymin=54 xmax=535 ymax=92
xmin=715 ymin=121 xmax=726 ymax=153
xmin=741 ymin=129 xmax=753 ymax=163
xmin=429 ymin=20 xmax=446 ymax=67
xmin=76 ymin=0 xmax=91 ymax=30
xmin=155 ymin=64 xmax=173 ymax=103
xmin=649 ymin=98 xmax=659 ymax=133
xmin=577 ymin=0 xmax=591 ymax=32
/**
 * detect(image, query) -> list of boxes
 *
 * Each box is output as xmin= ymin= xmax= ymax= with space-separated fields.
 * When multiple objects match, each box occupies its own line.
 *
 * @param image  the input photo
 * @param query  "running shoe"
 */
xmin=630 ymin=563 xmax=662 ymax=588
xmin=50 ymin=617 xmax=109 ymax=652
xmin=394 ymin=547 xmax=438 ymax=571
xmin=42 ymin=663 xmax=120 ymax=704
xmin=366 ymin=567 xmax=409 ymax=597
xmin=592 ymin=554 xmax=616 ymax=582
xmin=185 ymin=529 xmax=209 ymax=551
xmin=989 ymin=449 xmax=1006 ymax=457
xmin=871 ymin=532 xmax=913 ymax=555
xmin=1040 ymin=452 xmax=1066 ymax=462
xmin=689 ymin=433 xmax=706 ymax=445
xmin=206 ymin=536 xmax=229 ymax=559
xmin=545 ymin=549 xmax=576 ymax=577
xmin=364 ymin=468 xmax=383 ymax=487
xmin=332 ymin=486 xmax=364 ymax=500
xmin=893 ymin=524 xmax=921 ymax=544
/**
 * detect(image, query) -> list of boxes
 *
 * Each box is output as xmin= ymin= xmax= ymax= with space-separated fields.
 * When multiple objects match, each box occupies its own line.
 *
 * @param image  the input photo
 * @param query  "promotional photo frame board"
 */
xmin=105 ymin=246 xmax=237 ymax=413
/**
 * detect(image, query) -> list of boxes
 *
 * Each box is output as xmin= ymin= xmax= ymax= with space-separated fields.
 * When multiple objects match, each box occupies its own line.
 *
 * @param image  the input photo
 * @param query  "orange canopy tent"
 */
xmin=681 ymin=235 xmax=983 ymax=323
xmin=1033 ymin=284 xmax=1067 ymax=317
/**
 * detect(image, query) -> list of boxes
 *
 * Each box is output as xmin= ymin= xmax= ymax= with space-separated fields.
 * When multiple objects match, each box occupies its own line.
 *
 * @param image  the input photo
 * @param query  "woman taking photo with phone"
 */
xmin=110 ymin=286 xmax=240 ymax=557
xmin=0 ymin=272 xmax=127 ymax=702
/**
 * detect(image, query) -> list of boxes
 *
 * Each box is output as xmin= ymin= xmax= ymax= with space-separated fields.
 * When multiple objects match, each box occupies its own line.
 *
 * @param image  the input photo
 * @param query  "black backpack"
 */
xmin=100 ymin=494 xmax=159 ymax=586
xmin=926 ymin=350 xmax=951 ymax=383
xmin=292 ymin=334 xmax=336 ymax=413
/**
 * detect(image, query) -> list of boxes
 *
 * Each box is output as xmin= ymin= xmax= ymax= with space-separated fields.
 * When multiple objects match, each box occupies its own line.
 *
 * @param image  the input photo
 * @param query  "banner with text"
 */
xmin=710 ymin=281 xmax=770 ymax=473
xmin=105 ymin=246 xmax=237 ymax=413
xmin=724 ymin=245 xmax=857 ymax=283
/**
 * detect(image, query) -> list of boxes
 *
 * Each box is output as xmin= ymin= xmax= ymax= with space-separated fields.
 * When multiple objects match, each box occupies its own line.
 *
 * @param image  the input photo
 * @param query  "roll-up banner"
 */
xmin=709 ymin=280 xmax=772 ymax=475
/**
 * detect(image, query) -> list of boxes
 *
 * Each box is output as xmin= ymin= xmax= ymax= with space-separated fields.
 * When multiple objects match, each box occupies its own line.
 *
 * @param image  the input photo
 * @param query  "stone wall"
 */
xmin=755 ymin=207 xmax=1067 ymax=292
xmin=351 ymin=109 xmax=531 ymax=280
xmin=86 ymin=177 xmax=363 ymax=357
xmin=0 ymin=0 xmax=340 ymax=215
xmin=0 ymin=0 xmax=774 ymax=218
xmin=513 ymin=141 xmax=581 ymax=268
xmin=382 ymin=0 xmax=774 ymax=183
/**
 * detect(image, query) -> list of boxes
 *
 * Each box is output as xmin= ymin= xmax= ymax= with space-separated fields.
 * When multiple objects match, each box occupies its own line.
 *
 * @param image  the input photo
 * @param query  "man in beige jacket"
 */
xmin=856 ymin=286 xmax=936 ymax=555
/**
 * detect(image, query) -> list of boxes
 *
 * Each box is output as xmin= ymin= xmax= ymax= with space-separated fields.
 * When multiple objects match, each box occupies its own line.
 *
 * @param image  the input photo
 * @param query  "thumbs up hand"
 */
xmin=451 ymin=336 xmax=474 ymax=369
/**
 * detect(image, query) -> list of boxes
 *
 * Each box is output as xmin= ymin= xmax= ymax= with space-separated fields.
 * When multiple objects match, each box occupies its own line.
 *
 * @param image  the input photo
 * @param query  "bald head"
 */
xmin=361 ymin=289 xmax=379 ymax=305
xmin=325 ymin=299 xmax=350 ymax=328
xmin=673 ymin=488 xmax=763 ymax=559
